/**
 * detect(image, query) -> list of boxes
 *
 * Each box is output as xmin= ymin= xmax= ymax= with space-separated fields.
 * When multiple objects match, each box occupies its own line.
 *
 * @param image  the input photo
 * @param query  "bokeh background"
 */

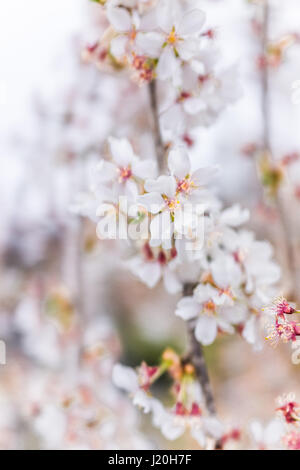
xmin=0 ymin=0 xmax=300 ymax=449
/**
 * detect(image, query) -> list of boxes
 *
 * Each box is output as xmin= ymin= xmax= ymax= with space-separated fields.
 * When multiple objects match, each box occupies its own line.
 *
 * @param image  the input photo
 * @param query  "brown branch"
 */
xmin=148 ymin=79 xmax=220 ymax=447
xmin=183 ymin=283 xmax=217 ymax=417
xmin=148 ymin=80 xmax=165 ymax=171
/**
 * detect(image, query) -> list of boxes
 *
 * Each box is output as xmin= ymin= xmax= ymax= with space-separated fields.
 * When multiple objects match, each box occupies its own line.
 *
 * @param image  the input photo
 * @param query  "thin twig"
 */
xmin=183 ymin=283 xmax=217 ymax=417
xmin=148 ymin=80 xmax=165 ymax=171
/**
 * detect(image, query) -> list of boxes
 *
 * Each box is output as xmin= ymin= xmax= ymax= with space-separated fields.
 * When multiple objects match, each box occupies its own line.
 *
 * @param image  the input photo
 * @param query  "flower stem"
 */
xmin=148 ymin=80 xmax=165 ymax=171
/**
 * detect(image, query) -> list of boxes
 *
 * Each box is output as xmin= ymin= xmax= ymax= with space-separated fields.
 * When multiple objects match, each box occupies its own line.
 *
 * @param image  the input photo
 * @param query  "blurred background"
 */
xmin=0 ymin=0 xmax=300 ymax=449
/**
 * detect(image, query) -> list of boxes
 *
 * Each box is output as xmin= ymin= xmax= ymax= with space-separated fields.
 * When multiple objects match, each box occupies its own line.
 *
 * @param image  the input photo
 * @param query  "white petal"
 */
xmin=175 ymin=297 xmax=199 ymax=320
xmin=242 ymin=316 xmax=258 ymax=346
xmin=110 ymin=35 xmax=127 ymax=58
xmin=183 ymin=97 xmax=207 ymax=115
xmin=195 ymin=316 xmax=217 ymax=345
xmin=132 ymin=259 xmax=162 ymax=289
xmin=219 ymin=205 xmax=250 ymax=227
xmin=161 ymin=418 xmax=185 ymax=441
xmin=178 ymin=9 xmax=206 ymax=36
xmin=156 ymin=0 xmax=174 ymax=33
xmin=168 ymin=147 xmax=190 ymax=179
xmin=249 ymin=421 xmax=263 ymax=444
xmin=112 ymin=364 xmax=138 ymax=393
xmin=217 ymin=318 xmax=234 ymax=335
xmin=149 ymin=211 xmax=172 ymax=243
xmin=194 ymin=284 xmax=216 ymax=304
xmin=190 ymin=426 xmax=206 ymax=447
xmin=96 ymin=160 xmax=117 ymax=182
xmin=138 ymin=192 xmax=164 ymax=213
xmin=108 ymin=136 xmax=135 ymax=166
xmin=265 ymin=419 xmax=285 ymax=447
xmin=157 ymin=47 xmax=178 ymax=81
xmin=133 ymin=390 xmax=152 ymax=414
xmin=136 ymin=32 xmax=164 ymax=57
xmin=160 ymin=103 xmax=185 ymax=133
xmin=163 ymin=267 xmax=182 ymax=294
xmin=192 ymin=166 xmax=219 ymax=186
xmin=132 ymin=159 xmax=157 ymax=179
xmin=203 ymin=417 xmax=224 ymax=439
xmin=177 ymin=38 xmax=198 ymax=61
xmin=145 ymin=175 xmax=176 ymax=198
xmin=107 ymin=7 xmax=132 ymax=32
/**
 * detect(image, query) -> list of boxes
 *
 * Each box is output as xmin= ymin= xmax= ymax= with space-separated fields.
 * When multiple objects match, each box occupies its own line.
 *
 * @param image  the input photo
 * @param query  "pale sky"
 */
xmin=0 ymin=0 xmax=85 ymax=136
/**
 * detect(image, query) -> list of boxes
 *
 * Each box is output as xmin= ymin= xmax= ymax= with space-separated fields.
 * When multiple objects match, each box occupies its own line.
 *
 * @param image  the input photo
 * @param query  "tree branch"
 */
xmin=148 ymin=79 xmax=219 ymax=446
xmin=148 ymin=80 xmax=165 ymax=171
xmin=183 ymin=283 xmax=217 ymax=417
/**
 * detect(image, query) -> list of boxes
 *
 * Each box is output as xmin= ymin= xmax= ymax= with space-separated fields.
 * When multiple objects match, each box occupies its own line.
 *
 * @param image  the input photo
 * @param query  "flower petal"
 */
xmin=163 ymin=267 xmax=182 ymax=294
xmin=175 ymin=297 xmax=199 ymax=320
xmin=145 ymin=175 xmax=176 ymax=198
xmin=177 ymin=38 xmax=198 ymax=61
xmin=178 ymin=9 xmax=206 ymax=36
xmin=112 ymin=364 xmax=138 ymax=393
xmin=96 ymin=160 xmax=117 ymax=182
xmin=192 ymin=166 xmax=219 ymax=186
xmin=195 ymin=316 xmax=217 ymax=345
xmin=107 ymin=7 xmax=132 ymax=32
xmin=132 ymin=159 xmax=157 ymax=179
xmin=108 ymin=136 xmax=135 ymax=166
xmin=138 ymin=192 xmax=164 ymax=213
xmin=219 ymin=204 xmax=250 ymax=227
xmin=168 ymin=147 xmax=190 ymax=179
xmin=110 ymin=35 xmax=127 ymax=58
xmin=136 ymin=32 xmax=164 ymax=57
xmin=156 ymin=47 xmax=178 ymax=81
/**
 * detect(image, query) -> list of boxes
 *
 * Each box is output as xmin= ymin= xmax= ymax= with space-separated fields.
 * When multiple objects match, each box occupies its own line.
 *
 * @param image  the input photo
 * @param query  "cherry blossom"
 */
xmin=136 ymin=0 xmax=206 ymax=83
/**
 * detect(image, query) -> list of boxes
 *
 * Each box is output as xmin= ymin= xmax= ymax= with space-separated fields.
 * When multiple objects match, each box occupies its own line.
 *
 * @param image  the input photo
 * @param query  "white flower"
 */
xmin=175 ymin=284 xmax=246 ymax=346
xmin=136 ymin=0 xmax=206 ymax=83
xmin=107 ymin=6 xmax=141 ymax=59
xmin=112 ymin=364 xmax=153 ymax=413
xmin=249 ymin=419 xmax=285 ymax=450
xmin=127 ymin=244 xmax=182 ymax=293
xmin=161 ymin=62 xmax=240 ymax=134
xmin=168 ymin=146 xmax=219 ymax=202
xmin=94 ymin=137 xmax=157 ymax=200
xmin=138 ymin=148 xmax=216 ymax=248
xmin=151 ymin=399 xmax=223 ymax=447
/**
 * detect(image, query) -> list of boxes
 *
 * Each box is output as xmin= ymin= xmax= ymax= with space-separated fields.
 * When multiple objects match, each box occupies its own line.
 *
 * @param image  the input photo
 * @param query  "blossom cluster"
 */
xmin=250 ymin=393 xmax=300 ymax=450
xmin=113 ymin=350 xmax=224 ymax=449
xmin=84 ymin=0 xmax=239 ymax=144
xmin=278 ymin=394 xmax=300 ymax=450
xmin=264 ymin=297 xmax=300 ymax=347
xmin=74 ymin=133 xmax=282 ymax=444
xmin=72 ymin=0 xmax=290 ymax=448
xmin=76 ymin=133 xmax=280 ymax=351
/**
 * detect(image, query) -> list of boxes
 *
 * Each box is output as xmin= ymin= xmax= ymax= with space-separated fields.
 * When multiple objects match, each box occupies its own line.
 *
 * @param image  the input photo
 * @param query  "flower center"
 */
xmin=163 ymin=196 xmax=180 ymax=212
xmin=167 ymin=27 xmax=178 ymax=45
xmin=177 ymin=178 xmax=193 ymax=194
xmin=204 ymin=299 xmax=216 ymax=313
xmin=118 ymin=166 xmax=132 ymax=182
